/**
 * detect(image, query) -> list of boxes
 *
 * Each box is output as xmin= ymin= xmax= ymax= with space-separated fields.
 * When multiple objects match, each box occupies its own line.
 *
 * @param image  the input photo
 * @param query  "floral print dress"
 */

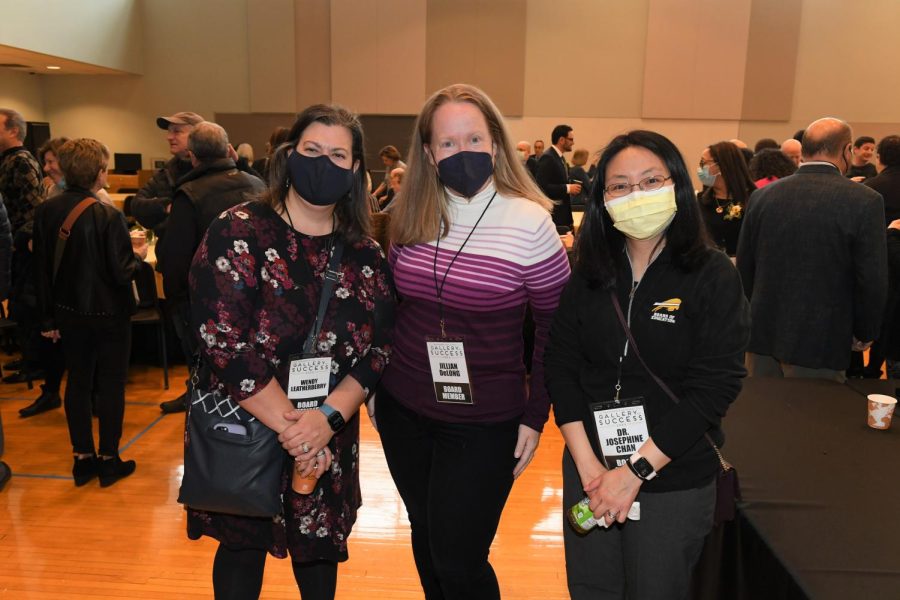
xmin=186 ymin=201 xmax=395 ymax=562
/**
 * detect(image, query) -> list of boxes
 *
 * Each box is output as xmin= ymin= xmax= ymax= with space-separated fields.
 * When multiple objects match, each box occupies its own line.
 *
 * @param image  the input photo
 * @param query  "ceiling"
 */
xmin=0 ymin=44 xmax=128 ymax=76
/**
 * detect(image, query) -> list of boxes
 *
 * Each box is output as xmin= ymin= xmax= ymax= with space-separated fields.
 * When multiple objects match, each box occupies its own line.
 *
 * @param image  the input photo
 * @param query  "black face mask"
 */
xmin=287 ymin=151 xmax=354 ymax=206
xmin=436 ymin=151 xmax=494 ymax=198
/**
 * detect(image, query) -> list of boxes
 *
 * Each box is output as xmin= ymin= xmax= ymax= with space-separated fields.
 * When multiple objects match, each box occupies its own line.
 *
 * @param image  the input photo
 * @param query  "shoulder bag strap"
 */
xmin=53 ymin=197 xmax=98 ymax=283
xmin=301 ymin=239 xmax=345 ymax=356
xmin=609 ymin=290 xmax=732 ymax=470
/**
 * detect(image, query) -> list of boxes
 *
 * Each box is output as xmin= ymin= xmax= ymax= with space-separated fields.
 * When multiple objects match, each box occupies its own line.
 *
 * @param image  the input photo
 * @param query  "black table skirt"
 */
xmin=692 ymin=377 xmax=900 ymax=599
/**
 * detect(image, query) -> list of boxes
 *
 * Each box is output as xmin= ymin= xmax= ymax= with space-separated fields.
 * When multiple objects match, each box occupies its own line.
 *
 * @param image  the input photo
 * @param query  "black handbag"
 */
xmin=177 ymin=238 xmax=345 ymax=517
xmin=177 ymin=370 xmax=285 ymax=517
xmin=610 ymin=291 xmax=741 ymax=526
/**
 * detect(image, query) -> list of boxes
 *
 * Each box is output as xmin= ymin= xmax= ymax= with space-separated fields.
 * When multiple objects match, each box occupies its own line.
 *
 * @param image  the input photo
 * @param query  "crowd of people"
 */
xmin=0 ymin=82 xmax=897 ymax=599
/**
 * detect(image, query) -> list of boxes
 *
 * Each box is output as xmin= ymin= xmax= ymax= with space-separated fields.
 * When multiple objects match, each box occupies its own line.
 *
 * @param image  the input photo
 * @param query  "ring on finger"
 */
xmin=607 ymin=510 xmax=618 ymax=519
xmin=316 ymin=449 xmax=326 ymax=457
xmin=301 ymin=442 xmax=310 ymax=453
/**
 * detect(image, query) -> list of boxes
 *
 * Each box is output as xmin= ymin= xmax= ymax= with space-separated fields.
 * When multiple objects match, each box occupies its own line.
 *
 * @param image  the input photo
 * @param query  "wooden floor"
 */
xmin=0 ymin=363 xmax=569 ymax=599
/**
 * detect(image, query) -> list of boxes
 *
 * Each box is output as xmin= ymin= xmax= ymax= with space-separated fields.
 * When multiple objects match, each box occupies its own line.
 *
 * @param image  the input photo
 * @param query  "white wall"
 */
xmin=0 ymin=0 xmax=143 ymax=74
xmin=40 ymin=0 xmax=253 ymax=168
xmin=0 ymin=71 xmax=45 ymax=122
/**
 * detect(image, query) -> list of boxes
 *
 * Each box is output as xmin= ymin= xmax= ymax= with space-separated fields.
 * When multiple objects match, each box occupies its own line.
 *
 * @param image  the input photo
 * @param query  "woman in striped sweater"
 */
xmin=374 ymin=83 xmax=570 ymax=599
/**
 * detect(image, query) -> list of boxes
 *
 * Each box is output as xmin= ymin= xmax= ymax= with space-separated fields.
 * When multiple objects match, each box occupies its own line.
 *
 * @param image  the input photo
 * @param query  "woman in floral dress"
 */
xmin=187 ymin=104 xmax=395 ymax=600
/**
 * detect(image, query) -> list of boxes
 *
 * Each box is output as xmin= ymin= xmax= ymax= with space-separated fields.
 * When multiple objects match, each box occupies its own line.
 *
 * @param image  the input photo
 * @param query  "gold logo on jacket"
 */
xmin=650 ymin=298 xmax=680 ymax=323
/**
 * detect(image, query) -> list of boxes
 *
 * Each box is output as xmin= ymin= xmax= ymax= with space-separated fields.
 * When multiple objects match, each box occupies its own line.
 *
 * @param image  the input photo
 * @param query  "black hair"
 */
xmin=853 ymin=136 xmax=876 ymax=149
xmin=754 ymin=138 xmax=779 ymax=153
xmin=574 ymin=130 xmax=713 ymax=289
xmin=793 ymin=129 xmax=805 ymax=143
xmin=877 ymin=135 xmax=900 ymax=168
xmin=260 ymin=104 xmax=369 ymax=243
xmin=551 ymin=125 xmax=572 ymax=146
xmin=749 ymin=148 xmax=797 ymax=180
xmin=700 ymin=141 xmax=756 ymax=208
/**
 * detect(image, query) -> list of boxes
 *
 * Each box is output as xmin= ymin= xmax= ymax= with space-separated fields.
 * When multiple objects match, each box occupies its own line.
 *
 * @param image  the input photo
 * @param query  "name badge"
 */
xmin=425 ymin=336 xmax=474 ymax=405
xmin=287 ymin=356 xmax=331 ymax=410
xmin=590 ymin=397 xmax=650 ymax=470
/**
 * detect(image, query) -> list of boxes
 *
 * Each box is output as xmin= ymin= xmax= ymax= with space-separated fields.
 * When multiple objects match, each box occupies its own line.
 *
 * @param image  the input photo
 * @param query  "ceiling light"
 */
xmin=46 ymin=65 xmax=61 ymax=70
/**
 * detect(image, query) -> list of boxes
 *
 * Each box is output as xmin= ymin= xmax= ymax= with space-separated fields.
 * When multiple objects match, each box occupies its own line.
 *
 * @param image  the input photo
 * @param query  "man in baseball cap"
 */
xmin=128 ymin=110 xmax=203 ymax=414
xmin=129 ymin=111 xmax=205 ymax=236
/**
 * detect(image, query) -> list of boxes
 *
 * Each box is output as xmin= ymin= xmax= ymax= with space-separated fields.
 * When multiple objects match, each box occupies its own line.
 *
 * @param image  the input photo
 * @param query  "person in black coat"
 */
xmin=33 ymin=138 xmax=146 ymax=487
xmin=737 ymin=118 xmax=888 ymax=381
xmin=536 ymin=125 xmax=581 ymax=229
xmin=156 ymin=122 xmax=266 ymax=414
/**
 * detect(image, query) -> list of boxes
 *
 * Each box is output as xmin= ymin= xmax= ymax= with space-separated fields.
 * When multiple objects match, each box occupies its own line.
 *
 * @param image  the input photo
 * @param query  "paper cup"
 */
xmin=866 ymin=394 xmax=897 ymax=430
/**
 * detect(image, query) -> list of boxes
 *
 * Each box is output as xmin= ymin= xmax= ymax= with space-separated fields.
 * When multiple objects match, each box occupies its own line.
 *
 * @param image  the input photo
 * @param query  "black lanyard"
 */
xmin=432 ymin=191 xmax=497 ymax=337
xmin=285 ymin=209 xmax=340 ymax=355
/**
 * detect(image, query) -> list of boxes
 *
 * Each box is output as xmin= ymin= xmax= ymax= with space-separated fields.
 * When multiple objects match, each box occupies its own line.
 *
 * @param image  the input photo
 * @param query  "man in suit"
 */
xmin=536 ymin=125 xmax=581 ymax=229
xmin=527 ymin=139 xmax=544 ymax=178
xmin=737 ymin=117 xmax=888 ymax=382
xmin=853 ymin=134 xmax=900 ymax=378
xmin=866 ymin=135 xmax=900 ymax=225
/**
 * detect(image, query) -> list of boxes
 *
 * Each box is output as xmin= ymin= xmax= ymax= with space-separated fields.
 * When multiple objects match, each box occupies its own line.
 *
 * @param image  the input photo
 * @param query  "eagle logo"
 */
xmin=651 ymin=298 xmax=681 ymax=313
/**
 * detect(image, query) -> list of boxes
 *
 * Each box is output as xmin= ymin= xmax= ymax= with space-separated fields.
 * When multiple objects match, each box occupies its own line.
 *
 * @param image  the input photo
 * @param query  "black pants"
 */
xmin=376 ymin=385 xmax=519 ymax=600
xmin=39 ymin=336 xmax=66 ymax=393
xmin=59 ymin=315 xmax=131 ymax=456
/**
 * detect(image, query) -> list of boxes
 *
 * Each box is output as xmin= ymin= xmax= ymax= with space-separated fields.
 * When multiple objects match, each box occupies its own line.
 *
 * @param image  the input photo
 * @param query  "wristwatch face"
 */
xmin=633 ymin=457 xmax=654 ymax=479
xmin=327 ymin=411 xmax=345 ymax=432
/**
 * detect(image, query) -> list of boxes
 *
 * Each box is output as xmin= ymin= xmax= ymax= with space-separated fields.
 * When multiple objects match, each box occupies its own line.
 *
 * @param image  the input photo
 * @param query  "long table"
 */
xmin=695 ymin=377 xmax=900 ymax=599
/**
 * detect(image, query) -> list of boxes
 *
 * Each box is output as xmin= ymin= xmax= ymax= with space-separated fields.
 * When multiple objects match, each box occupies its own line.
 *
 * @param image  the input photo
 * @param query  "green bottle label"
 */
xmin=567 ymin=497 xmax=598 ymax=533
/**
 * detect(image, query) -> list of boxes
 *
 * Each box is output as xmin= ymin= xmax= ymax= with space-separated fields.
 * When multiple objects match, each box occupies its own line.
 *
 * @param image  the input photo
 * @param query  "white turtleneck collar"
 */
xmin=444 ymin=179 xmax=497 ymax=206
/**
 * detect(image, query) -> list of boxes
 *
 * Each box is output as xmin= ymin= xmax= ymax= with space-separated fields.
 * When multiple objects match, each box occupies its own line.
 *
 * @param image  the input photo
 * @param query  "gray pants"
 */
xmin=746 ymin=352 xmax=846 ymax=383
xmin=562 ymin=451 xmax=714 ymax=600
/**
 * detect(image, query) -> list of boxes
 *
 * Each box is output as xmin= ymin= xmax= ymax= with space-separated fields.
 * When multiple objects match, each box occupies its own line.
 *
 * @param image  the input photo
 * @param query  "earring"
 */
xmin=285 ymin=178 xmax=290 ymax=189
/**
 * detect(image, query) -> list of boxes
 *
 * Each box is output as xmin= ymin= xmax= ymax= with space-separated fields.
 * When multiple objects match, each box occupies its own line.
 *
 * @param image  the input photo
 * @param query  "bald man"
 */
xmin=737 ymin=117 xmax=888 ymax=381
xmin=781 ymin=138 xmax=802 ymax=167
xmin=519 ymin=140 xmax=539 ymax=178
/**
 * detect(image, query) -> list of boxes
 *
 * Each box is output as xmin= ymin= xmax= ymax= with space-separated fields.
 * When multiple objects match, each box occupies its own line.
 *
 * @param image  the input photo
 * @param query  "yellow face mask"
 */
xmin=604 ymin=185 xmax=677 ymax=240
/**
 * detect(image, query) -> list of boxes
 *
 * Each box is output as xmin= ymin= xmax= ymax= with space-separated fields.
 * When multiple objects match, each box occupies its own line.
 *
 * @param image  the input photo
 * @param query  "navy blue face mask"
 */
xmin=287 ymin=151 xmax=354 ymax=206
xmin=437 ymin=151 xmax=494 ymax=198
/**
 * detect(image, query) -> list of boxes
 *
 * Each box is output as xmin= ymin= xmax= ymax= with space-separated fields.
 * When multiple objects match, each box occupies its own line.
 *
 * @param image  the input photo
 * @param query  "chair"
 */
xmin=131 ymin=261 xmax=169 ymax=389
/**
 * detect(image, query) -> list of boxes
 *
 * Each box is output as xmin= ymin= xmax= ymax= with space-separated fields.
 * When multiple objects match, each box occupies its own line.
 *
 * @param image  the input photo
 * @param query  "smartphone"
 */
xmin=213 ymin=423 xmax=247 ymax=436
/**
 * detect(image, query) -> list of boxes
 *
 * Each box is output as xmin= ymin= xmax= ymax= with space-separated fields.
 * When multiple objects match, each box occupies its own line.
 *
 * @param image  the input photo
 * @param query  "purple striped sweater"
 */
xmin=380 ymin=183 xmax=571 ymax=430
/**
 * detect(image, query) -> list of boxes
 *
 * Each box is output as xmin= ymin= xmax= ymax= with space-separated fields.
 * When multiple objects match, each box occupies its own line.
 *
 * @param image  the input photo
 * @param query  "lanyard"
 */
xmin=432 ymin=191 xmax=497 ymax=337
xmin=285 ymin=210 xmax=341 ymax=355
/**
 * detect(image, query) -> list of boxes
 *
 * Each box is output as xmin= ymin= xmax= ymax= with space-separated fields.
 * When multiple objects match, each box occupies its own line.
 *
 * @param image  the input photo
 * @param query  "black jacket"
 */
xmin=884 ymin=229 xmax=900 ymax=359
xmin=33 ymin=187 xmax=141 ymax=329
xmin=157 ymin=158 xmax=265 ymax=304
xmin=536 ymin=148 xmax=573 ymax=227
xmin=865 ymin=166 xmax=900 ymax=226
xmin=546 ymin=248 xmax=750 ymax=492
xmin=0 ymin=193 xmax=12 ymax=301
xmin=737 ymin=164 xmax=888 ymax=370
xmin=131 ymin=157 xmax=193 ymax=232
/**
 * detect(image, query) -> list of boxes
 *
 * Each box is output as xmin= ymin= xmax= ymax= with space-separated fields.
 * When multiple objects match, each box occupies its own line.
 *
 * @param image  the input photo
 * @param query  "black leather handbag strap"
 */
xmin=609 ymin=290 xmax=732 ymax=470
xmin=301 ymin=240 xmax=344 ymax=356
xmin=53 ymin=197 xmax=97 ymax=283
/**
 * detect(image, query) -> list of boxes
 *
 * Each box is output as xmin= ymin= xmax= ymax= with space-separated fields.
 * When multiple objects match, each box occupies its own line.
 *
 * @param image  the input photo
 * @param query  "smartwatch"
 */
xmin=626 ymin=452 xmax=657 ymax=481
xmin=319 ymin=404 xmax=345 ymax=432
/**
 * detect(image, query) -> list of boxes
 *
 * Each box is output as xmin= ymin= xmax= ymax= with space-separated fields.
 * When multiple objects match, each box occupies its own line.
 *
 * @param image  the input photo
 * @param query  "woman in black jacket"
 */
xmin=33 ymin=138 xmax=146 ymax=487
xmin=545 ymin=130 xmax=750 ymax=600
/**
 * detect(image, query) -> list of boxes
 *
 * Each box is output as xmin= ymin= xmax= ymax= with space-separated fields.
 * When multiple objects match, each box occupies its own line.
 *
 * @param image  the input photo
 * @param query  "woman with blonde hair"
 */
xmin=375 ymin=83 xmax=570 ymax=599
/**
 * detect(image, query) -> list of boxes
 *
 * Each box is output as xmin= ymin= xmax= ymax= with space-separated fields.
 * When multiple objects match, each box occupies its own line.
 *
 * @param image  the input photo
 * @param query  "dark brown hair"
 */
xmin=379 ymin=145 xmax=401 ymax=162
xmin=38 ymin=136 xmax=70 ymax=165
xmin=259 ymin=104 xmax=369 ymax=244
xmin=701 ymin=141 xmax=756 ymax=207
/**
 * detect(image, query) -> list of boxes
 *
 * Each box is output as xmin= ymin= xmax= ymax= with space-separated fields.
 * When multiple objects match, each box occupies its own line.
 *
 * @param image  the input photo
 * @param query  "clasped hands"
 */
xmin=278 ymin=408 xmax=334 ymax=479
xmin=581 ymin=461 xmax=643 ymax=527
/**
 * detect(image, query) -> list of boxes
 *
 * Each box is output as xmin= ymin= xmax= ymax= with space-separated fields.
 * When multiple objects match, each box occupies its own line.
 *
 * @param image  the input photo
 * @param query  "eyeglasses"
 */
xmin=604 ymin=175 xmax=672 ymax=198
xmin=699 ymin=158 xmax=717 ymax=168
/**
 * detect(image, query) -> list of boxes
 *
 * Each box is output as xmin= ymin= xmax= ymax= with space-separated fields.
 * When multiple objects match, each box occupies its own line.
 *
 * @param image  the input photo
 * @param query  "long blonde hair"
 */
xmin=390 ymin=83 xmax=552 ymax=245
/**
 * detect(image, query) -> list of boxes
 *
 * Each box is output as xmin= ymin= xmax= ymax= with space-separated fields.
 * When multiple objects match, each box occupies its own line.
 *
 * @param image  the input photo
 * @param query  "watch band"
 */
xmin=626 ymin=452 xmax=657 ymax=481
xmin=319 ymin=403 xmax=345 ymax=432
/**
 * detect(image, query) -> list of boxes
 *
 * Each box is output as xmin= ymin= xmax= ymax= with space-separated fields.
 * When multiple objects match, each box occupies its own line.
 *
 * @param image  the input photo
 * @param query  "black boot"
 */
xmin=0 ymin=461 xmax=11 ymax=491
xmin=98 ymin=455 xmax=136 ymax=487
xmin=73 ymin=454 xmax=98 ymax=486
xmin=159 ymin=392 xmax=187 ymax=414
xmin=19 ymin=385 xmax=62 ymax=418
